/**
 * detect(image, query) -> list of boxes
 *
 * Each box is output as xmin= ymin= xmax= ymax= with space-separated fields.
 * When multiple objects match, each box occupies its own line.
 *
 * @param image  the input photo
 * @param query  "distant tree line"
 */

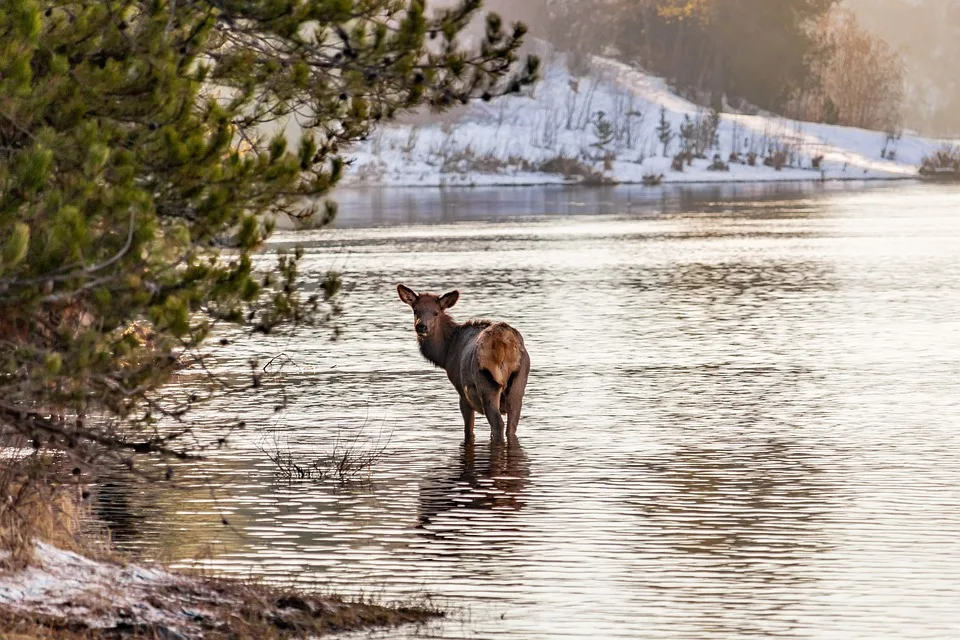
xmin=845 ymin=0 xmax=960 ymax=136
xmin=539 ymin=0 xmax=905 ymax=131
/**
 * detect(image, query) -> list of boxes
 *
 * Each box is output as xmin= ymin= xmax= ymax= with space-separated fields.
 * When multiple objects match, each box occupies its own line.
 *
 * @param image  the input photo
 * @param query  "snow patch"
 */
xmin=340 ymin=53 xmax=950 ymax=188
xmin=0 ymin=542 xmax=212 ymax=633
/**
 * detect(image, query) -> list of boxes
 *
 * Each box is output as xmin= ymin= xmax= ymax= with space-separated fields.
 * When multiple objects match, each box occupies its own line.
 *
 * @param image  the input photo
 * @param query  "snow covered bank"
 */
xmin=340 ymin=54 xmax=952 ymax=188
xmin=0 ymin=542 xmax=189 ymax=631
xmin=0 ymin=542 xmax=437 ymax=638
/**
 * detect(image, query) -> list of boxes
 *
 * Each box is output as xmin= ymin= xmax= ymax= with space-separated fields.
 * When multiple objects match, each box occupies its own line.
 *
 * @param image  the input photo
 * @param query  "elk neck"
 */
xmin=418 ymin=313 xmax=460 ymax=369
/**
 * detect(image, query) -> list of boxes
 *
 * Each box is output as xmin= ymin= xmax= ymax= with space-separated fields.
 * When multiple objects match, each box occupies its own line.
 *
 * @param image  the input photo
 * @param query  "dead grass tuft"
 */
xmin=919 ymin=145 xmax=960 ymax=180
xmin=0 ymin=454 xmax=84 ymax=569
xmin=259 ymin=425 xmax=390 ymax=484
xmin=199 ymin=579 xmax=442 ymax=638
xmin=538 ymin=156 xmax=612 ymax=184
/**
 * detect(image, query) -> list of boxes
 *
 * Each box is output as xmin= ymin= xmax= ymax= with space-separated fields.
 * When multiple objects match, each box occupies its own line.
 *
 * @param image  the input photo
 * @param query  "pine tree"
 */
xmin=822 ymin=97 xmax=841 ymax=125
xmin=679 ymin=115 xmax=697 ymax=155
xmin=591 ymin=111 xmax=615 ymax=152
xmin=0 ymin=1 xmax=537 ymax=471
xmin=657 ymin=107 xmax=675 ymax=157
xmin=708 ymin=109 xmax=722 ymax=150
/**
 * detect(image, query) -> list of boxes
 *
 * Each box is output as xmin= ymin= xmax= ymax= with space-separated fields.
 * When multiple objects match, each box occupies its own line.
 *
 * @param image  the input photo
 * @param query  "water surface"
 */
xmin=99 ymin=183 xmax=960 ymax=639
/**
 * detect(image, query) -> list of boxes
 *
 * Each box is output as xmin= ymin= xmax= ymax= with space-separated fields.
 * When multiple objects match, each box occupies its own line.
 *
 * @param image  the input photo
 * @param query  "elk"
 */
xmin=397 ymin=284 xmax=530 ymax=443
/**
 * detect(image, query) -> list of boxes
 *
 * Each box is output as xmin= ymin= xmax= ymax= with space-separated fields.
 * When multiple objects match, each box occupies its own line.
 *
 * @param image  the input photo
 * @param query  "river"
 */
xmin=97 ymin=182 xmax=960 ymax=639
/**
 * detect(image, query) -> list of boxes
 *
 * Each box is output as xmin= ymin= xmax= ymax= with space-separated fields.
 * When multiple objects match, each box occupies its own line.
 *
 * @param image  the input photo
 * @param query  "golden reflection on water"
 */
xmin=96 ymin=184 xmax=960 ymax=639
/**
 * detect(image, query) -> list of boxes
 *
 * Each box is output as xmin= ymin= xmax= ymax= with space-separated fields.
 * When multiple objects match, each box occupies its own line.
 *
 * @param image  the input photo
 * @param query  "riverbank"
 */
xmin=335 ymin=173 xmax=924 ymax=190
xmin=0 ymin=542 xmax=439 ymax=638
xmin=338 ymin=48 xmax=952 ymax=190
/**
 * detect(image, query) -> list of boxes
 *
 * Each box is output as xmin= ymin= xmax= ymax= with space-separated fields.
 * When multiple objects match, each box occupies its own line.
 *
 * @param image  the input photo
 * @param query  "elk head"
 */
xmin=397 ymin=284 xmax=459 ymax=340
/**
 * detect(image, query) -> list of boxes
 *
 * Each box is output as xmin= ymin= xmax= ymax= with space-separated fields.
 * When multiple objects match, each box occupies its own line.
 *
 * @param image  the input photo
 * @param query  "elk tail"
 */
xmin=476 ymin=323 xmax=523 ymax=388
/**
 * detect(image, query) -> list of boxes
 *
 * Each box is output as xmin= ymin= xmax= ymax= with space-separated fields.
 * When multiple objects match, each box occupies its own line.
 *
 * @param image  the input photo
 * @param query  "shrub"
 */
xmin=591 ymin=110 xmax=616 ymax=152
xmin=539 ymin=156 xmax=611 ymax=184
xmin=260 ymin=428 xmax=389 ymax=485
xmin=0 ymin=455 xmax=84 ymax=568
xmin=708 ymin=155 xmax=730 ymax=172
xmin=919 ymin=146 xmax=960 ymax=179
xmin=657 ymin=107 xmax=674 ymax=157
xmin=764 ymin=150 xmax=789 ymax=171
xmin=678 ymin=111 xmax=721 ymax=159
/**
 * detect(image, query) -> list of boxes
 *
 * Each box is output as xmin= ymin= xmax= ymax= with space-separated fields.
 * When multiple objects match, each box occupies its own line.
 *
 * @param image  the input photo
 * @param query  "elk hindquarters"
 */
xmin=476 ymin=323 xmax=523 ymax=388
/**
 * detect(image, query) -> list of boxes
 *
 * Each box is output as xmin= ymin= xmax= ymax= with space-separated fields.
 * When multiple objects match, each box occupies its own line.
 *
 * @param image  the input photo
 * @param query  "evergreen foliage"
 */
xmin=0 ymin=0 xmax=537 ymax=470
xmin=590 ymin=111 xmax=615 ymax=152
xmin=707 ymin=109 xmax=721 ymax=151
xmin=656 ymin=107 xmax=674 ymax=157
xmin=679 ymin=115 xmax=696 ymax=156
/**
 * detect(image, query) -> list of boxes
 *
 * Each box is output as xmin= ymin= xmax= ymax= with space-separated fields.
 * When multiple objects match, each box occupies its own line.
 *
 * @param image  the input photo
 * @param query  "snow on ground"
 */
xmin=0 ymin=541 xmax=431 ymax=637
xmin=0 ymin=542 xmax=203 ymax=634
xmin=340 ymin=52 xmax=951 ymax=188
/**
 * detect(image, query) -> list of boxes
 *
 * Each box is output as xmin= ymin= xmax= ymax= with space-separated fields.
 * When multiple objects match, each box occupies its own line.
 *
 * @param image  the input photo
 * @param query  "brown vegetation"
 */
xmin=260 ymin=427 xmax=389 ymax=483
xmin=542 ymin=0 xmax=837 ymax=113
xmin=642 ymin=173 xmax=665 ymax=186
xmin=0 ymin=454 xmax=439 ymax=639
xmin=919 ymin=146 xmax=960 ymax=180
xmin=0 ymin=456 xmax=87 ymax=569
xmin=538 ymin=156 xmax=613 ymax=184
xmin=0 ymin=581 xmax=440 ymax=640
xmin=789 ymin=8 xmax=905 ymax=132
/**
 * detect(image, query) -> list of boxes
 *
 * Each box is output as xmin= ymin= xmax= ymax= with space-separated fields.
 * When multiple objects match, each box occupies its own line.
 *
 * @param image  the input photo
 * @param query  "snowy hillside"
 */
xmin=340 ymin=54 xmax=951 ymax=188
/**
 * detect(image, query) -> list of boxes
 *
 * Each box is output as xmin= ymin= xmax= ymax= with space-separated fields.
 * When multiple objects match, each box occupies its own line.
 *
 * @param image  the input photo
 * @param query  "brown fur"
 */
xmin=397 ymin=284 xmax=530 ymax=442
xmin=476 ymin=323 xmax=523 ymax=387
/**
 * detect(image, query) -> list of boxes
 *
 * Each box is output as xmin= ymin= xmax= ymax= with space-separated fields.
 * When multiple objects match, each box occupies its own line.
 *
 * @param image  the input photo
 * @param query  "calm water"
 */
xmin=99 ymin=183 xmax=960 ymax=639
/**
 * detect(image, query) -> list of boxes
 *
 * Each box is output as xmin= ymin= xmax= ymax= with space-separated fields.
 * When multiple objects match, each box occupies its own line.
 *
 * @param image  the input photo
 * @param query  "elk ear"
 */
xmin=439 ymin=290 xmax=459 ymax=310
xmin=397 ymin=284 xmax=418 ymax=307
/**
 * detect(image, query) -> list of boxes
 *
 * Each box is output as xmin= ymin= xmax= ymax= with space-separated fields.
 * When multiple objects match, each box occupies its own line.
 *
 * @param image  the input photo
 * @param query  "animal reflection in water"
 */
xmin=416 ymin=440 xmax=529 ymax=551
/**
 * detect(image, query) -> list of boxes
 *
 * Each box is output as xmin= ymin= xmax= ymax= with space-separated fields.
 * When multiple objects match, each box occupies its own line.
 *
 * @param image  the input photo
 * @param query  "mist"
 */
xmin=844 ymin=0 xmax=960 ymax=136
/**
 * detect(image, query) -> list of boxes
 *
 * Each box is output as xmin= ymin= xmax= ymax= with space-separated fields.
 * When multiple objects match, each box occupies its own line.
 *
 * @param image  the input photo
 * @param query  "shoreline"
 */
xmin=336 ymin=173 xmax=927 ymax=191
xmin=266 ymin=176 xmax=954 ymax=232
xmin=0 ymin=542 xmax=440 ymax=639
xmin=342 ymin=52 xmax=955 ymax=198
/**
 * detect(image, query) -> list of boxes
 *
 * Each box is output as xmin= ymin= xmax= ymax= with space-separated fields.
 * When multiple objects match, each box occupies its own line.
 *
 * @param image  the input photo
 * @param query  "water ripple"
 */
xmin=96 ymin=184 xmax=960 ymax=639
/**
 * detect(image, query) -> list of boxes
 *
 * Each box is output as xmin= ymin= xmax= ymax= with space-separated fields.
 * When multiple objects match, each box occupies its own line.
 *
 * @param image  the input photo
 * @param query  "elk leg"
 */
xmin=481 ymin=391 xmax=506 ymax=444
xmin=505 ymin=390 xmax=524 ymax=438
xmin=505 ymin=358 xmax=529 ymax=438
xmin=459 ymin=394 xmax=475 ymax=443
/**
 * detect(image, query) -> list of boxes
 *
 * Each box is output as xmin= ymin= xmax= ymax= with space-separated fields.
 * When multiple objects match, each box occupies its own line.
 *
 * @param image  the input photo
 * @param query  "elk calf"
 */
xmin=397 ymin=284 xmax=530 ymax=443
